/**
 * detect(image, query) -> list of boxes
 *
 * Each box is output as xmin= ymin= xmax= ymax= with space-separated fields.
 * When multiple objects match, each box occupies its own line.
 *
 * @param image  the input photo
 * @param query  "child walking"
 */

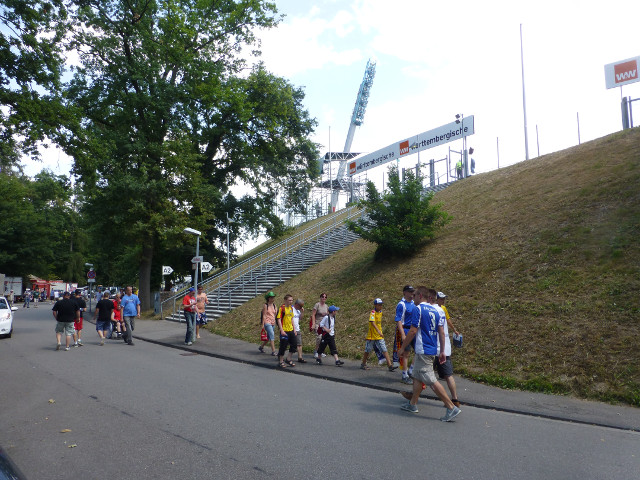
xmin=316 ymin=305 xmax=344 ymax=366
xmin=360 ymin=298 xmax=397 ymax=371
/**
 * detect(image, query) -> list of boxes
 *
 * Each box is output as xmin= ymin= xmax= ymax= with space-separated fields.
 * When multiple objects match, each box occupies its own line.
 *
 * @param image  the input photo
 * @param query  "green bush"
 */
xmin=346 ymin=165 xmax=450 ymax=259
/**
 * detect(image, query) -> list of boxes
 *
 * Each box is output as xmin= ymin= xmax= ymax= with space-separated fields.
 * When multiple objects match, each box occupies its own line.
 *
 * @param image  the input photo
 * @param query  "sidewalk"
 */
xmin=131 ymin=318 xmax=640 ymax=432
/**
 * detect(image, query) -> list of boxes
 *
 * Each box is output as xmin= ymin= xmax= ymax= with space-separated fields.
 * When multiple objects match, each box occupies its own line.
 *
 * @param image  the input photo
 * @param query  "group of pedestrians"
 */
xmin=52 ymin=286 xmax=141 ymax=350
xmin=257 ymin=285 xmax=463 ymax=422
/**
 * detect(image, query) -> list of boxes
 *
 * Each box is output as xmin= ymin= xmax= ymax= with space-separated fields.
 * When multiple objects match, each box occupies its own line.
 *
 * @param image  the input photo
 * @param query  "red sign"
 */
xmin=87 ymin=270 xmax=96 ymax=279
xmin=614 ymin=60 xmax=638 ymax=84
xmin=399 ymin=140 xmax=410 ymax=156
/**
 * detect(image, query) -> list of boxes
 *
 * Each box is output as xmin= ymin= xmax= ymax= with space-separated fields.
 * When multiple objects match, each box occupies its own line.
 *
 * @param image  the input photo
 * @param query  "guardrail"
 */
xmin=160 ymin=206 xmax=362 ymax=319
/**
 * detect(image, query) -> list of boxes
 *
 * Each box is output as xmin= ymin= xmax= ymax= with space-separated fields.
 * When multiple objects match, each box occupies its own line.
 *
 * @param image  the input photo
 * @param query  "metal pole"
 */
xmin=520 ymin=23 xmax=530 ymax=160
xmin=497 ymin=137 xmax=500 ymax=169
xmin=536 ymin=125 xmax=540 ymax=157
xmin=226 ymin=212 xmax=230 ymax=311
xmin=577 ymin=112 xmax=581 ymax=144
xmin=329 ymin=126 xmax=332 ymax=213
xmin=194 ymin=235 xmax=199 ymax=293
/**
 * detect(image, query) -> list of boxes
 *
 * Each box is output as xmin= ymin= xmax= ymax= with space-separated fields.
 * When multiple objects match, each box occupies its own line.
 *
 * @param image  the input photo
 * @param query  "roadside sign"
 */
xmin=191 ymin=256 xmax=203 ymax=263
xmin=87 ymin=270 xmax=96 ymax=279
xmin=604 ymin=55 xmax=640 ymax=89
xmin=162 ymin=266 xmax=174 ymax=275
xmin=87 ymin=278 xmax=96 ymax=283
xmin=200 ymin=262 xmax=213 ymax=273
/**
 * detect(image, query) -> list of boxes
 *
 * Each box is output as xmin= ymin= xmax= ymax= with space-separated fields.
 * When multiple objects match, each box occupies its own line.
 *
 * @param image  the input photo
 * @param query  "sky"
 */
xmin=250 ymin=0 xmax=640 ymax=204
xmin=24 ymin=0 xmax=640 ymax=214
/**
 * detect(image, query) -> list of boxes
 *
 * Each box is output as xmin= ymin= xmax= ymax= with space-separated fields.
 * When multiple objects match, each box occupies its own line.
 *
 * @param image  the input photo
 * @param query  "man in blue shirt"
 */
xmin=398 ymin=286 xmax=461 ymax=422
xmin=394 ymin=285 xmax=416 ymax=382
xmin=119 ymin=286 xmax=141 ymax=346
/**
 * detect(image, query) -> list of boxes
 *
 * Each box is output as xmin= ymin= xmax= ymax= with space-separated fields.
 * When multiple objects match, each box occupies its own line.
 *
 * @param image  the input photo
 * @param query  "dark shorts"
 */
xmin=434 ymin=356 xmax=454 ymax=378
xmin=96 ymin=320 xmax=111 ymax=332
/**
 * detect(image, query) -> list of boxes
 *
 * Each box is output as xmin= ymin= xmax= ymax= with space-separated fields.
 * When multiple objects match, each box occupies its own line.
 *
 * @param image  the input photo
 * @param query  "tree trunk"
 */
xmin=138 ymin=241 xmax=154 ymax=313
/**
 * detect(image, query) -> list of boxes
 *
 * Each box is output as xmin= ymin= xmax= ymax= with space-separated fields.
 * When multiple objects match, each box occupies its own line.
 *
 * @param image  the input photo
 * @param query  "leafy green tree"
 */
xmin=0 ymin=170 xmax=84 ymax=280
xmin=60 ymin=1 xmax=319 ymax=309
xmin=346 ymin=165 xmax=451 ymax=259
xmin=0 ymin=1 xmax=69 ymax=170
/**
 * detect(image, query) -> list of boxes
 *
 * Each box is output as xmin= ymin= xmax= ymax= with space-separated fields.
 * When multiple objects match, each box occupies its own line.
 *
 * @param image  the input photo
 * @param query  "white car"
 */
xmin=0 ymin=297 xmax=17 ymax=338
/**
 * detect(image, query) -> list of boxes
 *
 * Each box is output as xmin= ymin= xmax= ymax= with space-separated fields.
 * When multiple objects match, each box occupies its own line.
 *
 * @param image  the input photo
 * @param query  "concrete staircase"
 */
xmin=163 ymin=219 xmax=360 ymax=322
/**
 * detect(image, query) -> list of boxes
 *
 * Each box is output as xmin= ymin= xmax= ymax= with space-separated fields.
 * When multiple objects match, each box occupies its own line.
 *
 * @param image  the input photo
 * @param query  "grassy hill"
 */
xmin=209 ymin=128 xmax=640 ymax=406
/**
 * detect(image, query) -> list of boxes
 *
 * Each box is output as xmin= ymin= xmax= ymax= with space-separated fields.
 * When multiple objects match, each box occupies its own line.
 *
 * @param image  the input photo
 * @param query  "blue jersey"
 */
xmin=411 ymin=302 xmax=444 ymax=355
xmin=121 ymin=294 xmax=141 ymax=316
xmin=395 ymin=299 xmax=415 ymax=329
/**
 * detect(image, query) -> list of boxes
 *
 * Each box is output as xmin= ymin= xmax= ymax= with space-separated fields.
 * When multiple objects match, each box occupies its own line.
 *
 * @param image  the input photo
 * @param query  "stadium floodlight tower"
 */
xmin=330 ymin=58 xmax=376 ymax=208
xmin=344 ymin=58 xmax=376 ymax=153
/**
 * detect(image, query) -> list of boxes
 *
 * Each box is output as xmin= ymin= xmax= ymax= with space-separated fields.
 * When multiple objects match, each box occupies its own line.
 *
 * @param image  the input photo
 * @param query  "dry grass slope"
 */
xmin=209 ymin=128 xmax=640 ymax=406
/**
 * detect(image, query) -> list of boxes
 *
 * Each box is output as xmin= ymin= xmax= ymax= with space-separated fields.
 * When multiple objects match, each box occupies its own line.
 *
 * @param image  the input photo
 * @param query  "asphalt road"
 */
xmin=1 ymin=305 xmax=638 ymax=480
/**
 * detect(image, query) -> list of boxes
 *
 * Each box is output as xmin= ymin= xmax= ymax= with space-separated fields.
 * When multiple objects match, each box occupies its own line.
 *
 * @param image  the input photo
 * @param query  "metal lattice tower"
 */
xmin=330 ymin=59 xmax=376 ymax=206
xmin=343 ymin=58 xmax=376 ymax=154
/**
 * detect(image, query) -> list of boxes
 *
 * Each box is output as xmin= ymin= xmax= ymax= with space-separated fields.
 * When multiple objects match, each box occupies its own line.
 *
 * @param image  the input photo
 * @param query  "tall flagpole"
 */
xmin=520 ymin=23 xmax=530 ymax=161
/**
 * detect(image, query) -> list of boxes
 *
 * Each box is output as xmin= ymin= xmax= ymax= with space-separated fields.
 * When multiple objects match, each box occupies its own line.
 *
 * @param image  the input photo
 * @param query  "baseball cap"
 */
xmin=436 ymin=292 xmax=447 ymax=299
xmin=403 ymin=285 xmax=415 ymax=292
xmin=373 ymin=298 xmax=384 ymax=305
xmin=328 ymin=305 xmax=340 ymax=313
xmin=264 ymin=291 xmax=276 ymax=299
xmin=75 ymin=289 xmax=82 ymax=295
xmin=188 ymin=287 xmax=195 ymax=292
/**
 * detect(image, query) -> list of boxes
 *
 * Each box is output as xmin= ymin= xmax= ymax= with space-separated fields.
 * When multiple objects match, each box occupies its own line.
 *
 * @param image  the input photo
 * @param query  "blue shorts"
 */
xmin=264 ymin=323 xmax=275 ymax=341
xmin=365 ymin=339 xmax=387 ymax=353
xmin=96 ymin=320 xmax=111 ymax=332
xmin=197 ymin=312 xmax=207 ymax=326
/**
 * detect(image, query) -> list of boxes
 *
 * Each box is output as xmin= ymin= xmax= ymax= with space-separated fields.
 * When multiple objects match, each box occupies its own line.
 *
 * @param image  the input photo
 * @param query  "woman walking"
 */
xmin=259 ymin=291 xmax=277 ymax=356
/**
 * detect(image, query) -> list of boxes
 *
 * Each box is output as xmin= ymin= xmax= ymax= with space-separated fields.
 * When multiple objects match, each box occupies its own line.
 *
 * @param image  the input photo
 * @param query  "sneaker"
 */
xmin=360 ymin=364 xmax=370 ymax=370
xmin=378 ymin=358 xmax=386 ymax=365
xmin=400 ymin=402 xmax=419 ymax=413
xmin=187 ymin=342 xmax=192 ymax=346
xmin=73 ymin=343 xmax=79 ymax=348
xmin=315 ymin=358 xmax=322 ymax=365
xmin=335 ymin=360 xmax=344 ymax=366
xmin=313 ymin=352 xmax=318 ymax=359
xmin=99 ymin=339 xmax=104 ymax=346
xmin=271 ymin=351 xmax=277 ymax=356
xmin=56 ymin=344 xmax=61 ymax=351
xmin=440 ymin=406 xmax=461 ymax=422
xmin=64 ymin=346 xmax=70 ymax=351
xmin=128 ymin=341 xmax=134 ymax=346
xmin=258 ymin=346 xmax=264 ymax=353
xmin=77 ymin=341 xmax=83 ymax=346
xmin=388 ymin=365 xmax=398 ymax=372
xmin=321 ymin=353 xmax=327 ymax=357
xmin=401 ymin=375 xmax=413 ymax=385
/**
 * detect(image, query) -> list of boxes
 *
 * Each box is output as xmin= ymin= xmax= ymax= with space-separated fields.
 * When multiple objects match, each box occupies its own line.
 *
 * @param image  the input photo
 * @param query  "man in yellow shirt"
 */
xmin=276 ymin=294 xmax=297 ymax=368
xmin=360 ymin=298 xmax=397 ymax=372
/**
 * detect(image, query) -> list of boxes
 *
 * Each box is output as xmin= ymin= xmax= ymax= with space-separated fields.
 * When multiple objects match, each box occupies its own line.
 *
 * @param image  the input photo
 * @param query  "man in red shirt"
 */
xmin=182 ymin=288 xmax=197 ymax=345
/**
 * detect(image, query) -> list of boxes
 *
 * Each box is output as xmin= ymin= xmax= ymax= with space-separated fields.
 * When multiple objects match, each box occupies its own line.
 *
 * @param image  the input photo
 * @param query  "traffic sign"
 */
xmin=200 ymin=262 xmax=213 ymax=273
xmin=191 ymin=256 xmax=203 ymax=263
xmin=87 ymin=278 xmax=96 ymax=283
xmin=87 ymin=270 xmax=96 ymax=279
xmin=162 ymin=266 xmax=174 ymax=275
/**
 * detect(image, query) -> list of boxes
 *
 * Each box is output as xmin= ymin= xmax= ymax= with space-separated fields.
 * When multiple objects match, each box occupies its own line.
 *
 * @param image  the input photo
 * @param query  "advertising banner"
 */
xmin=348 ymin=116 xmax=474 ymax=176
xmin=604 ymin=56 xmax=640 ymax=89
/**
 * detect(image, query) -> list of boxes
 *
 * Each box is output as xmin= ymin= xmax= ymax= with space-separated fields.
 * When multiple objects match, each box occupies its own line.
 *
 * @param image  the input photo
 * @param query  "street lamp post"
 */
xmin=226 ymin=213 xmax=231 ymax=311
xmin=183 ymin=227 xmax=201 ymax=294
